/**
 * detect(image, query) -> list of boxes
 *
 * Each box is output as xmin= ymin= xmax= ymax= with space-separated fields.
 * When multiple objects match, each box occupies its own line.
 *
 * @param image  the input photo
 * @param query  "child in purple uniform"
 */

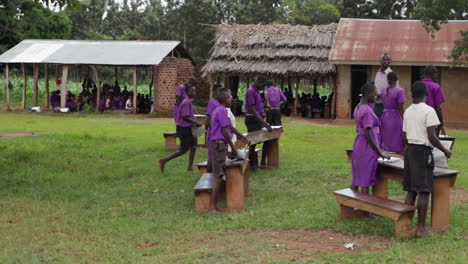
xmin=380 ymin=72 xmax=406 ymax=153
xmin=174 ymin=78 xmax=197 ymax=122
xmin=352 ymin=82 xmax=389 ymax=194
xmin=160 ymin=85 xmax=202 ymax=172
xmin=205 ymin=84 xmax=223 ymax=173
xmin=208 ymin=89 xmax=250 ymax=213
xmin=265 ymin=80 xmax=287 ymax=126
xmin=422 ymin=66 xmax=446 ymax=135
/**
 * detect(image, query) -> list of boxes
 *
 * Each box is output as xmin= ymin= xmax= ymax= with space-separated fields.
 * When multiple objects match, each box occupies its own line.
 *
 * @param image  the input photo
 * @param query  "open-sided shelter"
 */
xmin=329 ymin=18 xmax=468 ymax=128
xmin=203 ymin=23 xmax=338 ymax=116
xmin=0 ymin=39 xmax=195 ymax=113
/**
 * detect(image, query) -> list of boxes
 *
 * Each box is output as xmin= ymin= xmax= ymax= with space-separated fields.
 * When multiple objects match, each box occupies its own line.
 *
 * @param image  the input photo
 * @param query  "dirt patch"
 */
xmin=181 ymin=229 xmax=388 ymax=262
xmin=290 ymin=117 xmax=354 ymax=127
xmin=136 ymin=241 xmax=159 ymax=250
xmin=0 ymin=132 xmax=36 ymax=138
xmin=451 ymin=188 xmax=468 ymax=204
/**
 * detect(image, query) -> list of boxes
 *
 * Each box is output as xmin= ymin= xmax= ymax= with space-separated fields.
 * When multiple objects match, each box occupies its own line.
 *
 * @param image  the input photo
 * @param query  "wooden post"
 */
xmin=293 ymin=78 xmax=299 ymax=116
xmin=55 ymin=64 xmax=59 ymax=82
xmin=280 ymin=78 xmax=284 ymax=90
xmin=33 ymin=64 xmax=39 ymax=106
xmin=207 ymin=74 xmax=214 ymax=99
xmin=45 ymin=64 xmax=49 ymax=108
xmin=5 ymin=64 xmax=10 ymax=111
xmin=114 ymin=66 xmax=118 ymax=82
xmin=133 ymin=66 xmax=137 ymax=114
xmin=60 ymin=65 xmax=69 ymax=108
xmin=313 ymin=78 xmax=318 ymax=95
xmin=149 ymin=66 xmax=154 ymax=97
xmin=93 ymin=66 xmax=101 ymax=111
xmin=21 ymin=63 xmax=27 ymax=109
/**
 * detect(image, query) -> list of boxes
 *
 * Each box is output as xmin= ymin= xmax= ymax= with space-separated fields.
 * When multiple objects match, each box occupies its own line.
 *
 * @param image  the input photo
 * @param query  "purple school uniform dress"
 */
xmin=176 ymin=98 xmax=195 ymax=127
xmin=266 ymin=86 xmax=287 ymax=108
xmin=380 ymin=87 xmax=406 ymax=152
xmin=352 ymin=104 xmax=381 ymax=187
xmin=174 ymin=84 xmax=187 ymax=122
xmin=245 ymin=86 xmax=264 ymax=115
xmin=206 ymin=98 xmax=221 ymax=160
xmin=423 ymin=78 xmax=446 ymax=109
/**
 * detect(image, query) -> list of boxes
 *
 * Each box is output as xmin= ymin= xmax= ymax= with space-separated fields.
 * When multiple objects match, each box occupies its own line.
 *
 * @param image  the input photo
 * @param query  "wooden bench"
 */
xmin=334 ymin=188 xmax=416 ymax=238
xmin=196 ymin=159 xmax=249 ymax=210
xmin=193 ymin=173 xmax=213 ymax=212
xmin=235 ymin=127 xmax=283 ymax=169
xmin=163 ymin=131 xmax=178 ymax=150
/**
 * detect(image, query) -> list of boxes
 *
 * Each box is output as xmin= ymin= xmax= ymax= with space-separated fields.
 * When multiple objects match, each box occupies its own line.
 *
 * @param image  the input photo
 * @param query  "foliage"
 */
xmin=0 ymin=113 xmax=466 ymax=263
xmin=339 ymin=0 xmax=416 ymax=19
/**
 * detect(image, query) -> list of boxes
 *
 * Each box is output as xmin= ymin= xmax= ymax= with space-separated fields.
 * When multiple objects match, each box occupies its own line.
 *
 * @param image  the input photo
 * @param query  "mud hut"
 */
xmin=203 ymin=23 xmax=338 ymax=117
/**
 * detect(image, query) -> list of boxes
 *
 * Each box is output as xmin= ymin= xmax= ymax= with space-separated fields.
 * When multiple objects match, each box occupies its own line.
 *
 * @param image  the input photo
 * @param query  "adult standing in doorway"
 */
xmin=374 ymin=53 xmax=396 ymax=118
xmin=245 ymin=76 xmax=272 ymax=169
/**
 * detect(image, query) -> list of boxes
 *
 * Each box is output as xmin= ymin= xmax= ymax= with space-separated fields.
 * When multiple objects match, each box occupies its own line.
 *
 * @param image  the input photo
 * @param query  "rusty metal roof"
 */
xmin=329 ymin=18 xmax=468 ymax=66
xmin=0 ymin=40 xmax=183 ymax=65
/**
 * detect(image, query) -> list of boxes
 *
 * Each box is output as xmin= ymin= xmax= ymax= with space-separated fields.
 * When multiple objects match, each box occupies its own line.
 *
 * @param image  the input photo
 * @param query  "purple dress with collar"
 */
xmin=380 ymin=87 xmax=406 ymax=152
xmin=352 ymin=104 xmax=381 ymax=187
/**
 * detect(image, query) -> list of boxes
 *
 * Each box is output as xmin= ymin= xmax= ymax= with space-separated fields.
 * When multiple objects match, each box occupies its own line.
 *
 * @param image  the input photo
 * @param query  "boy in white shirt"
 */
xmin=403 ymin=81 xmax=451 ymax=237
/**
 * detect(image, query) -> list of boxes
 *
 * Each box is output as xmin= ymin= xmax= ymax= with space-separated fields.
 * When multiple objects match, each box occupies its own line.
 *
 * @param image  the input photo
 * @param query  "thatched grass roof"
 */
xmin=203 ymin=23 xmax=338 ymax=79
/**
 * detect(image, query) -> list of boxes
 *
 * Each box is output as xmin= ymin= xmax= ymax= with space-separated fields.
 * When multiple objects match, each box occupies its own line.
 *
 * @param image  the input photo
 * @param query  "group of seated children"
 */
xmin=298 ymin=92 xmax=333 ymax=118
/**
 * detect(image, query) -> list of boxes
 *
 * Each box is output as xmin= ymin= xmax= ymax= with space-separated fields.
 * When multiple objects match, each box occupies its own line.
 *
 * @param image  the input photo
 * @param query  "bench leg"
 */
xmin=373 ymin=177 xmax=388 ymax=199
xmin=395 ymin=212 xmax=415 ymax=238
xmin=266 ymin=139 xmax=280 ymax=169
xmin=243 ymin=165 xmax=249 ymax=197
xmin=226 ymin=167 xmax=245 ymax=210
xmin=194 ymin=191 xmax=211 ymax=212
xmin=339 ymin=204 xmax=365 ymax=219
xmin=431 ymin=177 xmax=451 ymax=232
xmin=165 ymin=136 xmax=178 ymax=150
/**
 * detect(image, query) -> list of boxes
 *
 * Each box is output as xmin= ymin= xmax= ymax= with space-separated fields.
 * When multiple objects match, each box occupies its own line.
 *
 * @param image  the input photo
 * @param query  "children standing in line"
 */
xmin=352 ymin=82 xmax=389 ymax=194
xmin=422 ymin=66 xmax=446 ymax=136
xmin=208 ymin=89 xmax=250 ymax=213
xmin=380 ymin=72 xmax=406 ymax=153
xmin=265 ymin=80 xmax=287 ymax=126
xmin=403 ymin=81 xmax=451 ymax=237
xmin=159 ymin=85 xmax=202 ymax=172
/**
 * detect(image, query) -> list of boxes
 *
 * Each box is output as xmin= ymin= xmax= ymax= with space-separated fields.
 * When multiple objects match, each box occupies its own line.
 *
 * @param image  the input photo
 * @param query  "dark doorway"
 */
xmin=412 ymin=66 xmax=424 ymax=84
xmin=351 ymin=65 xmax=368 ymax=118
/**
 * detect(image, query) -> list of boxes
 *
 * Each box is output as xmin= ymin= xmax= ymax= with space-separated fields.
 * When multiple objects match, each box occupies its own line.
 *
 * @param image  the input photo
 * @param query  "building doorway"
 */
xmin=351 ymin=65 xmax=368 ymax=118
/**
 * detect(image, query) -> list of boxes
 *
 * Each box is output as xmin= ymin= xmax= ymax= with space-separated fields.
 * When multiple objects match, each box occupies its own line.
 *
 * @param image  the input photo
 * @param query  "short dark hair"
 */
xmin=216 ymin=88 xmax=231 ymax=103
xmin=411 ymin=81 xmax=427 ymax=99
xmin=184 ymin=84 xmax=194 ymax=94
xmin=387 ymin=72 xmax=398 ymax=82
xmin=381 ymin=53 xmax=392 ymax=60
xmin=361 ymin=81 xmax=376 ymax=97
xmin=188 ymin=77 xmax=197 ymax=86
xmin=423 ymin=65 xmax=438 ymax=78
xmin=266 ymin=80 xmax=274 ymax=87
xmin=255 ymin=75 xmax=268 ymax=87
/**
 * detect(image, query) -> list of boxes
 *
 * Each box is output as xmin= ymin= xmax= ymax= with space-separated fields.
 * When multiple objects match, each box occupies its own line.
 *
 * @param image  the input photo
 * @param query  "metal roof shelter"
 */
xmin=329 ymin=18 xmax=468 ymax=66
xmin=1 ymin=39 xmax=191 ymax=112
xmin=0 ymin=40 xmax=189 ymax=65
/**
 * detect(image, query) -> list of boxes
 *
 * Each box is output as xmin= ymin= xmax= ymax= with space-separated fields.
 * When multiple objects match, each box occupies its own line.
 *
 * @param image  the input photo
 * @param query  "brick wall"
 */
xmin=194 ymin=63 xmax=210 ymax=100
xmin=153 ymin=57 xmax=195 ymax=113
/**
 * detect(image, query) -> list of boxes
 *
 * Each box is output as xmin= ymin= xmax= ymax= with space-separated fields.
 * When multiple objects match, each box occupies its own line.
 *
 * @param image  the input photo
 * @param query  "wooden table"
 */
xmin=375 ymin=159 xmax=459 ymax=232
xmin=235 ymin=127 xmax=283 ymax=169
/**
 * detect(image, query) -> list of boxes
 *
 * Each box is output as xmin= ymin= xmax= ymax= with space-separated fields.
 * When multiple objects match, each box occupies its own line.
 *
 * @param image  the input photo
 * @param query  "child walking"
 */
xmin=209 ymin=88 xmax=249 ymax=213
xmin=352 ymin=82 xmax=389 ymax=194
xmin=380 ymin=72 xmax=406 ymax=153
xmin=205 ymin=84 xmax=223 ymax=173
xmin=403 ymin=81 xmax=451 ymax=237
xmin=159 ymin=85 xmax=202 ymax=172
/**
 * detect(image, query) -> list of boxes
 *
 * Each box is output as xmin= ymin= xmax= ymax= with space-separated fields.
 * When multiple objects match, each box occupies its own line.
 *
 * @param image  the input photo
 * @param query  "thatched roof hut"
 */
xmin=203 ymin=23 xmax=338 ymax=79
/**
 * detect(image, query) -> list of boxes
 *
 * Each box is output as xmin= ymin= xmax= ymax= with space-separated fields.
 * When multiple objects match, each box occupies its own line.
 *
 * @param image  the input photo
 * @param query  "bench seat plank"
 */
xmin=193 ymin=173 xmax=213 ymax=191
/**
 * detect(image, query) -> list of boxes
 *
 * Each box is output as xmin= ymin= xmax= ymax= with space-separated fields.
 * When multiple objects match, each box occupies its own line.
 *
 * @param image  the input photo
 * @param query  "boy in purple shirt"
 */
xmin=205 ymin=84 xmax=223 ymax=173
xmin=160 ymin=85 xmax=202 ymax=172
xmin=245 ymin=76 xmax=272 ymax=169
xmin=422 ymin=65 xmax=446 ymax=135
xmin=174 ymin=78 xmax=197 ymax=122
xmin=265 ymin=80 xmax=287 ymax=126
xmin=208 ymin=88 xmax=250 ymax=213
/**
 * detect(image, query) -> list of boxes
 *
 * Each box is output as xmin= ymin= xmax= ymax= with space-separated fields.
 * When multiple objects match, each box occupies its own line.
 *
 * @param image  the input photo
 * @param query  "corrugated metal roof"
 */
xmin=0 ymin=40 xmax=182 ymax=65
xmin=329 ymin=18 xmax=468 ymax=66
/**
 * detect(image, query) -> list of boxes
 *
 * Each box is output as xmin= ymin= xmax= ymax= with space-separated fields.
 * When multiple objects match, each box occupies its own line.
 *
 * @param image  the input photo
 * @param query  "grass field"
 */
xmin=0 ymin=112 xmax=466 ymax=263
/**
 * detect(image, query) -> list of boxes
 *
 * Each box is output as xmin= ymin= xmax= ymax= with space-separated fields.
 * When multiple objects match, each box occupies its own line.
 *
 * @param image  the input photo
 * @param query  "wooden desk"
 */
xmin=376 ymin=159 xmax=459 ymax=232
xmin=195 ymin=114 xmax=207 ymax=124
xmin=235 ymin=127 xmax=283 ymax=169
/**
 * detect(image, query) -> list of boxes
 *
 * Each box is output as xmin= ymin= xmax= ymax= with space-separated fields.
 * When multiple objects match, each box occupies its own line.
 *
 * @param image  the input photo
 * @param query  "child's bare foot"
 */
xmin=415 ymin=227 xmax=432 ymax=237
xmin=158 ymin=159 xmax=165 ymax=173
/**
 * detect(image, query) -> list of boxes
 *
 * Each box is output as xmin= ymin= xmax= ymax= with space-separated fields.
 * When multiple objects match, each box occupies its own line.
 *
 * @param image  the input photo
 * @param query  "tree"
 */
xmin=415 ymin=0 xmax=468 ymax=64
xmin=279 ymin=0 xmax=340 ymax=25
xmin=339 ymin=0 xmax=416 ymax=19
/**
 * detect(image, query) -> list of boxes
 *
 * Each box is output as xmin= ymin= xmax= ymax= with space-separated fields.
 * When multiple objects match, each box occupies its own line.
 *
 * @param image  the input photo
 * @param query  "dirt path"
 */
xmin=0 ymin=132 xmax=36 ymax=138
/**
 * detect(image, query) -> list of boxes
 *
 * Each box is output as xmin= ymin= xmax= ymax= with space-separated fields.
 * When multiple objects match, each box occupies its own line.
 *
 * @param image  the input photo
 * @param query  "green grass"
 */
xmin=0 ymin=112 xmax=466 ymax=263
